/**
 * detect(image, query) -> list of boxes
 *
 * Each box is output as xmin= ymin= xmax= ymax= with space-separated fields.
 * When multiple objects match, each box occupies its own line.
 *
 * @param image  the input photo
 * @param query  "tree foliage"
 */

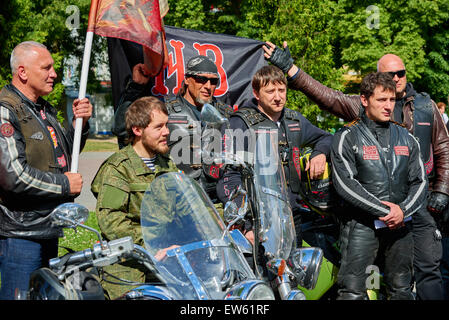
xmin=0 ymin=0 xmax=106 ymax=113
xmin=1 ymin=0 xmax=448 ymax=128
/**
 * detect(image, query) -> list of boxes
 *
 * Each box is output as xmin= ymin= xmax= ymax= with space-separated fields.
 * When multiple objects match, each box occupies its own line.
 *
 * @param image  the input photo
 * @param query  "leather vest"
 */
xmin=0 ymin=88 xmax=63 ymax=174
xmin=165 ymin=96 xmax=233 ymax=197
xmin=233 ymin=107 xmax=303 ymax=193
xmin=347 ymin=120 xmax=411 ymax=204
xmin=411 ymin=93 xmax=434 ymax=178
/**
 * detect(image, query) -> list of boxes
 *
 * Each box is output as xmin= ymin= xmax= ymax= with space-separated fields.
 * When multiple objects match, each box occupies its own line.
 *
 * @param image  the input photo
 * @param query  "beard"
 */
xmin=196 ymin=95 xmax=213 ymax=105
xmin=142 ymin=138 xmax=169 ymax=156
xmin=396 ymin=88 xmax=406 ymax=100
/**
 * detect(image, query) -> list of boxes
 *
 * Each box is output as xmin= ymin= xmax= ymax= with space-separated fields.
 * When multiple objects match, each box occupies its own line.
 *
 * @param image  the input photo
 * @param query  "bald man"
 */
xmin=264 ymin=42 xmax=449 ymax=300
xmin=0 ymin=41 xmax=92 ymax=299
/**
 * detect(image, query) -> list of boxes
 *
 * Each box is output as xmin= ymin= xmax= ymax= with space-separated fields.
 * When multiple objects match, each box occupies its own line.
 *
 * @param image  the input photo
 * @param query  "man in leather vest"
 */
xmin=0 ymin=41 xmax=92 ymax=299
xmin=216 ymin=65 xmax=333 ymax=244
xmin=331 ymin=72 xmax=427 ymax=300
xmin=112 ymin=56 xmax=234 ymax=202
xmin=265 ymin=41 xmax=449 ymax=300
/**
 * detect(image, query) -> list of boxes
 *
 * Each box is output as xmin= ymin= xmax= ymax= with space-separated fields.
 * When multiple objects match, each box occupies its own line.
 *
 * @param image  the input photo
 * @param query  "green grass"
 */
xmin=58 ymin=212 xmax=101 ymax=256
xmin=82 ymin=139 xmax=119 ymax=152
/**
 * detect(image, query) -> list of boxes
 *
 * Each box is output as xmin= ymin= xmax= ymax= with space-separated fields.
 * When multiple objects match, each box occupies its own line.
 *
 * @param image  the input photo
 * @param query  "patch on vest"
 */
xmin=168 ymin=115 xmax=188 ymax=124
xmin=394 ymin=146 xmax=409 ymax=156
xmin=30 ymin=131 xmax=44 ymax=140
xmin=209 ymin=164 xmax=221 ymax=179
xmin=288 ymin=123 xmax=301 ymax=132
xmin=363 ymin=145 xmax=379 ymax=160
xmin=57 ymin=155 xmax=67 ymax=167
xmin=417 ymin=122 xmax=431 ymax=126
xmin=0 ymin=123 xmax=14 ymax=137
xmin=292 ymin=147 xmax=301 ymax=180
xmin=424 ymin=148 xmax=434 ymax=175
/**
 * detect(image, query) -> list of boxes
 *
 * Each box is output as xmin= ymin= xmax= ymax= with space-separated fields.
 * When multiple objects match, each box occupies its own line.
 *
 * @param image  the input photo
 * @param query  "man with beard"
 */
xmin=112 ymin=55 xmax=234 ymax=203
xmin=91 ymin=96 xmax=178 ymax=299
xmin=264 ymin=41 xmax=449 ymax=300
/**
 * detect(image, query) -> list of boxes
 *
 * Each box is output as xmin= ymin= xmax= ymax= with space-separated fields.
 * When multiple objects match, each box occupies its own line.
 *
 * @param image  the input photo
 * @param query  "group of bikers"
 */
xmin=0 ymin=39 xmax=448 ymax=300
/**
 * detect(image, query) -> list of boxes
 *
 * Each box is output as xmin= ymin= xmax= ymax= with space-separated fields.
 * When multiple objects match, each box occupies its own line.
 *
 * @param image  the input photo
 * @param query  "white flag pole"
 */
xmin=70 ymin=30 xmax=94 ymax=173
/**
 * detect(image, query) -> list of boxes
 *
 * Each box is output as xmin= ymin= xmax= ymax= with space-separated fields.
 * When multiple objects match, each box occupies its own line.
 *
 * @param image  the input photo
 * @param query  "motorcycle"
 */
xmin=200 ymin=104 xmax=325 ymax=300
xmin=17 ymin=172 xmax=286 ymax=300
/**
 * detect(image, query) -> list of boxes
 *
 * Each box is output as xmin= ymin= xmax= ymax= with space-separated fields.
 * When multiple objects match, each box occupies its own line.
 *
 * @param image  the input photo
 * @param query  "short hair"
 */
xmin=437 ymin=102 xmax=446 ymax=110
xmin=252 ymin=65 xmax=287 ymax=93
xmin=10 ymin=41 xmax=47 ymax=75
xmin=125 ymin=96 xmax=168 ymax=144
xmin=360 ymin=72 xmax=396 ymax=100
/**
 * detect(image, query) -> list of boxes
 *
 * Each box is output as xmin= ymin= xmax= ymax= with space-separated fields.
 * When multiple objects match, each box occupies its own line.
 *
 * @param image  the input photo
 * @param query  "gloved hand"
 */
xmin=427 ymin=191 xmax=449 ymax=214
xmin=268 ymin=44 xmax=294 ymax=74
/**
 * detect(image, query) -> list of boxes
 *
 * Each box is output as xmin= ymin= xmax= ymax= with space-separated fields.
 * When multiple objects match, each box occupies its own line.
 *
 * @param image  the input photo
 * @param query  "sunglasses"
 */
xmin=388 ymin=69 xmax=406 ymax=78
xmin=188 ymin=74 xmax=219 ymax=86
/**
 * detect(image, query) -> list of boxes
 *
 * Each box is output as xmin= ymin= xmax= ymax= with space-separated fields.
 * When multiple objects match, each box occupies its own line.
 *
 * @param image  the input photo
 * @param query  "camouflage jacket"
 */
xmin=90 ymin=145 xmax=178 ymax=299
xmin=91 ymin=144 xmax=178 ymax=246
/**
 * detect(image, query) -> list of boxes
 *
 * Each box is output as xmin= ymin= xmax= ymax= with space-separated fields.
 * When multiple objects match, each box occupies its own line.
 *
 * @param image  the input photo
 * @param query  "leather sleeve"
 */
xmin=430 ymin=100 xmax=449 ymax=196
xmin=289 ymin=69 xmax=362 ymax=121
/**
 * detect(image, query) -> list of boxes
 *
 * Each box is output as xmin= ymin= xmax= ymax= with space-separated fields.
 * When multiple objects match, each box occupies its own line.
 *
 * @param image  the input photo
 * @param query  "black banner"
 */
xmin=107 ymin=25 xmax=267 ymax=111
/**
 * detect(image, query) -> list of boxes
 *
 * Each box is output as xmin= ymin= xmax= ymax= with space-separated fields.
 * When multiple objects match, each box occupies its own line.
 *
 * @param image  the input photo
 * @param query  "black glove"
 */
xmin=268 ymin=45 xmax=294 ymax=74
xmin=427 ymin=191 xmax=449 ymax=214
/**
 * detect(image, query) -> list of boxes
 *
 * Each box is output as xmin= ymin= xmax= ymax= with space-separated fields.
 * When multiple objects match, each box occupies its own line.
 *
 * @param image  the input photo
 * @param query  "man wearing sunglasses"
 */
xmin=112 ymin=55 xmax=234 ymax=203
xmin=264 ymin=41 xmax=449 ymax=300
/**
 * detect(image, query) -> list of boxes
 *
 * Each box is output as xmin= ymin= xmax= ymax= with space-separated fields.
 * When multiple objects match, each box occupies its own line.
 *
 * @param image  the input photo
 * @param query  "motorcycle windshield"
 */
xmin=140 ymin=172 xmax=254 ymax=300
xmin=253 ymin=130 xmax=296 ymax=260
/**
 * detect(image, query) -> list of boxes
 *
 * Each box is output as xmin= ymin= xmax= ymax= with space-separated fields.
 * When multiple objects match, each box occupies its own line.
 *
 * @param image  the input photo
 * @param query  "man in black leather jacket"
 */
xmin=217 ymin=65 xmax=333 ymax=245
xmin=331 ymin=72 xmax=427 ymax=299
xmin=0 ymin=41 xmax=92 ymax=299
xmin=112 ymin=55 xmax=234 ymax=202
xmin=265 ymin=41 xmax=448 ymax=300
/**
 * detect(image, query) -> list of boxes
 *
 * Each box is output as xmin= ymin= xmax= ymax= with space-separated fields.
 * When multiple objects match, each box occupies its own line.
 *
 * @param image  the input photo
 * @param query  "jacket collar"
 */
xmin=123 ymin=144 xmax=174 ymax=176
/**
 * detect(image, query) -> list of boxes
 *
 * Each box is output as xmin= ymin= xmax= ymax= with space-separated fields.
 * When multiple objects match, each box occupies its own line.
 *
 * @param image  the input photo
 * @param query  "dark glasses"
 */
xmin=388 ymin=69 xmax=406 ymax=78
xmin=188 ymin=74 xmax=219 ymax=86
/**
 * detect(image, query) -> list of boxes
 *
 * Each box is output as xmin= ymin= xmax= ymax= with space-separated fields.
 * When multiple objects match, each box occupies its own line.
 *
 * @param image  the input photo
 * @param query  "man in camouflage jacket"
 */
xmin=91 ymin=96 xmax=178 ymax=299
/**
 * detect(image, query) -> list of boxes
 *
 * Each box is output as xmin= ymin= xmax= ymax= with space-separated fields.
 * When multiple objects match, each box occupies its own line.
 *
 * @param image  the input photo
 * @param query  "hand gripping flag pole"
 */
xmin=70 ymin=0 xmax=169 ymax=172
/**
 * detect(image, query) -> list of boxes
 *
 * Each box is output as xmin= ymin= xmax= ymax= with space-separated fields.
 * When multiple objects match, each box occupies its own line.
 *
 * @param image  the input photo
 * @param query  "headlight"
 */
xmin=286 ymin=290 xmax=306 ymax=300
xmin=225 ymin=280 xmax=275 ymax=300
xmin=288 ymin=247 xmax=323 ymax=290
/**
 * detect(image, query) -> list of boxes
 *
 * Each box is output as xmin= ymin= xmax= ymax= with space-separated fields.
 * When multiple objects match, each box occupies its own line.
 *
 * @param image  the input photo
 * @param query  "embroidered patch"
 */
xmin=57 ymin=155 xmax=67 ymax=167
xmin=30 ymin=131 xmax=44 ymax=140
xmin=209 ymin=164 xmax=221 ymax=179
xmin=417 ymin=122 xmax=431 ymax=126
xmin=363 ymin=145 xmax=379 ymax=160
xmin=292 ymin=147 xmax=301 ymax=180
xmin=47 ymin=126 xmax=58 ymax=148
xmin=424 ymin=148 xmax=434 ymax=175
xmin=394 ymin=146 xmax=409 ymax=156
xmin=168 ymin=119 xmax=188 ymax=124
xmin=0 ymin=123 xmax=14 ymax=137
xmin=40 ymin=110 xmax=47 ymax=120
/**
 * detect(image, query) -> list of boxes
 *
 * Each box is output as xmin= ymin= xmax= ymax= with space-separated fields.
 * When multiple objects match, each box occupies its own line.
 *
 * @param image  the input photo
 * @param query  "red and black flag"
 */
xmin=88 ymin=0 xmax=168 ymax=76
xmin=107 ymin=26 xmax=268 ymax=111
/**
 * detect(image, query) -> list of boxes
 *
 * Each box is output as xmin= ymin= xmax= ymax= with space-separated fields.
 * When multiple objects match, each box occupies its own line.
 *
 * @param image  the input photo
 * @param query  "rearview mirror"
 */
xmin=51 ymin=203 xmax=89 ymax=228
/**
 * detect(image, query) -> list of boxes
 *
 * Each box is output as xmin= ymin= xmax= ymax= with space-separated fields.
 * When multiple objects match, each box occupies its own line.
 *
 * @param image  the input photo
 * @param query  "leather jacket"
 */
xmin=0 ymin=84 xmax=89 ymax=239
xmin=289 ymin=69 xmax=449 ymax=196
xmin=331 ymin=113 xmax=428 ymax=222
